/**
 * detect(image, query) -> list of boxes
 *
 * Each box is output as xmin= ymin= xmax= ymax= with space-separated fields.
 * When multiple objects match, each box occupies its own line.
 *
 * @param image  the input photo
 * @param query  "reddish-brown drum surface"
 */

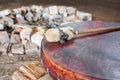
xmin=41 ymin=21 xmax=120 ymax=80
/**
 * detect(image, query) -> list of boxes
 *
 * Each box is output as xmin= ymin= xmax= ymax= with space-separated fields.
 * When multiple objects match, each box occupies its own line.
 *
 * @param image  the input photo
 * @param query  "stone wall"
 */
xmin=0 ymin=0 xmax=119 ymax=9
xmin=0 ymin=0 xmax=119 ymax=21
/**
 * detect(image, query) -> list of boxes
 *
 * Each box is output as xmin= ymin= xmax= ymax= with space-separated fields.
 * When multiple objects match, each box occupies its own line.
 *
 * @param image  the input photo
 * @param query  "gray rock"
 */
xmin=11 ymin=43 xmax=24 ymax=54
xmin=3 ymin=17 xmax=14 ymax=27
xmin=39 ymin=6 xmax=44 ymax=11
xmin=20 ymin=28 xmax=32 ymax=43
xmin=15 ymin=18 xmax=28 ymax=24
xmin=15 ymin=14 xmax=28 ymax=24
xmin=42 ymin=13 xmax=54 ymax=21
xmin=76 ymin=11 xmax=92 ymax=21
xmin=58 ymin=6 xmax=67 ymax=15
xmin=12 ymin=8 xmax=21 ymax=14
xmin=49 ymin=6 xmax=58 ymax=15
xmin=62 ymin=12 xmax=69 ymax=18
xmin=25 ymin=42 xmax=40 ymax=55
xmin=25 ymin=11 xmax=34 ymax=22
xmin=0 ymin=23 xmax=4 ymax=30
xmin=19 ymin=6 xmax=27 ymax=14
xmin=10 ymin=34 xmax=21 ymax=44
xmin=0 ymin=11 xmax=5 ymax=18
xmin=67 ymin=7 xmax=76 ymax=15
xmin=52 ymin=14 xmax=63 ymax=21
xmin=33 ymin=13 xmax=41 ymax=22
xmin=38 ymin=74 xmax=53 ymax=80
xmin=47 ymin=21 xmax=60 ymax=28
xmin=63 ymin=15 xmax=77 ymax=23
xmin=31 ymin=5 xmax=41 ymax=13
xmin=4 ymin=9 xmax=11 ymax=15
xmin=0 ymin=19 xmax=4 ymax=30
xmin=0 ymin=9 xmax=11 ymax=18
xmin=43 ymin=7 xmax=49 ymax=14
xmin=15 ymin=14 xmax=24 ymax=20
xmin=0 ymin=43 xmax=9 ymax=54
xmin=25 ymin=7 xmax=31 ymax=12
xmin=0 ymin=31 xmax=9 ymax=44
xmin=31 ymin=32 xmax=44 ymax=47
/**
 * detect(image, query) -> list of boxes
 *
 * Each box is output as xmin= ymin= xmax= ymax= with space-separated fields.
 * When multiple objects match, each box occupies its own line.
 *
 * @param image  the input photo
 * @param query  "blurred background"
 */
xmin=0 ymin=0 xmax=120 ymax=22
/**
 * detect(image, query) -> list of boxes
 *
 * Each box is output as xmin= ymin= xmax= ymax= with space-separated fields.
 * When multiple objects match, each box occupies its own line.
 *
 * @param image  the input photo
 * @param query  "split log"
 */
xmin=24 ymin=64 xmax=46 ymax=79
xmin=20 ymin=66 xmax=37 ymax=80
xmin=19 ymin=63 xmax=46 ymax=80
xmin=12 ymin=71 xmax=29 ymax=80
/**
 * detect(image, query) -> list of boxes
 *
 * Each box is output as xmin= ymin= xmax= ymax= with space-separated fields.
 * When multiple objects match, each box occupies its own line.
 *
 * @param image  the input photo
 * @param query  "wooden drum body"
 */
xmin=41 ymin=21 xmax=120 ymax=80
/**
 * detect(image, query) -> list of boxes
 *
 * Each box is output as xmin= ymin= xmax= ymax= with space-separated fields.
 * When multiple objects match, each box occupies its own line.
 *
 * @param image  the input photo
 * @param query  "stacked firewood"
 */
xmin=12 ymin=63 xmax=53 ymax=80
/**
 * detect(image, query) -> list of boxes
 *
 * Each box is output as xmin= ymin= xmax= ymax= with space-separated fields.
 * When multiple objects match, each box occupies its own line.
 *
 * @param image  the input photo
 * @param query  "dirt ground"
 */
xmin=0 ymin=54 xmax=41 ymax=80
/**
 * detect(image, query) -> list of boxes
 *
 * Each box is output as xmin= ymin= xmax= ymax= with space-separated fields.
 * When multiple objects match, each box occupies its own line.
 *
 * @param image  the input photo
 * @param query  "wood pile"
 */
xmin=12 ymin=63 xmax=53 ymax=80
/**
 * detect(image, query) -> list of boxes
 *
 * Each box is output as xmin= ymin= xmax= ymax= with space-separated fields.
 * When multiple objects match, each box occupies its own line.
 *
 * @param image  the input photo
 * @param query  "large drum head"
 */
xmin=42 ymin=21 xmax=120 ymax=79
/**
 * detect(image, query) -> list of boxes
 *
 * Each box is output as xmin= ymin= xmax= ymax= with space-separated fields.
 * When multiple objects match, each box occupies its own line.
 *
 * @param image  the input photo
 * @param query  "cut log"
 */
xmin=24 ymin=63 xmax=46 ymax=79
xmin=12 ymin=71 xmax=29 ymax=80
xmin=19 ymin=63 xmax=46 ymax=80
xmin=20 ymin=66 xmax=37 ymax=80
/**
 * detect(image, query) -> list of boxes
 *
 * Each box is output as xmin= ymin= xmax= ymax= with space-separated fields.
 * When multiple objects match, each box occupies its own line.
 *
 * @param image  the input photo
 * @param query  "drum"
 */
xmin=41 ymin=21 xmax=120 ymax=80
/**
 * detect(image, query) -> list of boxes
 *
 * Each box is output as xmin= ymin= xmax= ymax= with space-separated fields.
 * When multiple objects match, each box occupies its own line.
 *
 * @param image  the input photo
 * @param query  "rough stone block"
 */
xmin=3 ymin=17 xmax=14 ymax=27
xmin=58 ymin=6 xmax=67 ymax=15
xmin=76 ymin=11 xmax=92 ymax=21
xmin=16 ymin=14 xmax=24 ymax=20
xmin=0 ymin=24 xmax=4 ymax=30
xmin=0 ymin=11 xmax=4 ymax=18
xmin=63 ymin=15 xmax=77 ymax=23
xmin=0 ymin=43 xmax=9 ymax=54
xmin=0 ymin=19 xmax=4 ymax=30
xmin=3 ymin=9 xmax=11 ymax=15
xmin=15 ymin=18 xmax=28 ymax=24
xmin=0 ymin=31 xmax=9 ymax=44
xmin=0 ymin=9 xmax=11 ymax=18
xmin=67 ymin=7 xmax=76 ymax=15
xmin=31 ymin=32 xmax=43 ymax=47
xmin=49 ymin=6 xmax=58 ymax=15
xmin=33 ymin=13 xmax=41 ymax=22
xmin=31 ymin=5 xmax=41 ymax=13
xmin=52 ymin=14 xmax=63 ymax=21
xmin=43 ymin=7 xmax=49 ymax=14
xmin=12 ymin=8 xmax=21 ymax=14
xmin=19 ymin=6 xmax=27 ymax=14
xmin=39 ymin=6 xmax=44 ymax=11
xmin=11 ymin=43 xmax=24 ymax=54
xmin=25 ymin=42 xmax=40 ymax=55
xmin=25 ymin=11 xmax=34 ymax=22
xmin=42 ymin=13 xmax=54 ymax=21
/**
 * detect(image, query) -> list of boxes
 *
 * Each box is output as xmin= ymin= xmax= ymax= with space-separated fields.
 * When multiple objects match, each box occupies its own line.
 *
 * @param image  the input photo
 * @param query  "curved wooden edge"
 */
xmin=41 ymin=46 xmax=102 ymax=80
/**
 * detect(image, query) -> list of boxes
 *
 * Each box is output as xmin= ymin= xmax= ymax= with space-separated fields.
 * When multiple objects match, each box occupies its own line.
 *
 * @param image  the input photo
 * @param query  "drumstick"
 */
xmin=71 ymin=27 xmax=120 ymax=35
xmin=44 ymin=26 xmax=120 ymax=43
